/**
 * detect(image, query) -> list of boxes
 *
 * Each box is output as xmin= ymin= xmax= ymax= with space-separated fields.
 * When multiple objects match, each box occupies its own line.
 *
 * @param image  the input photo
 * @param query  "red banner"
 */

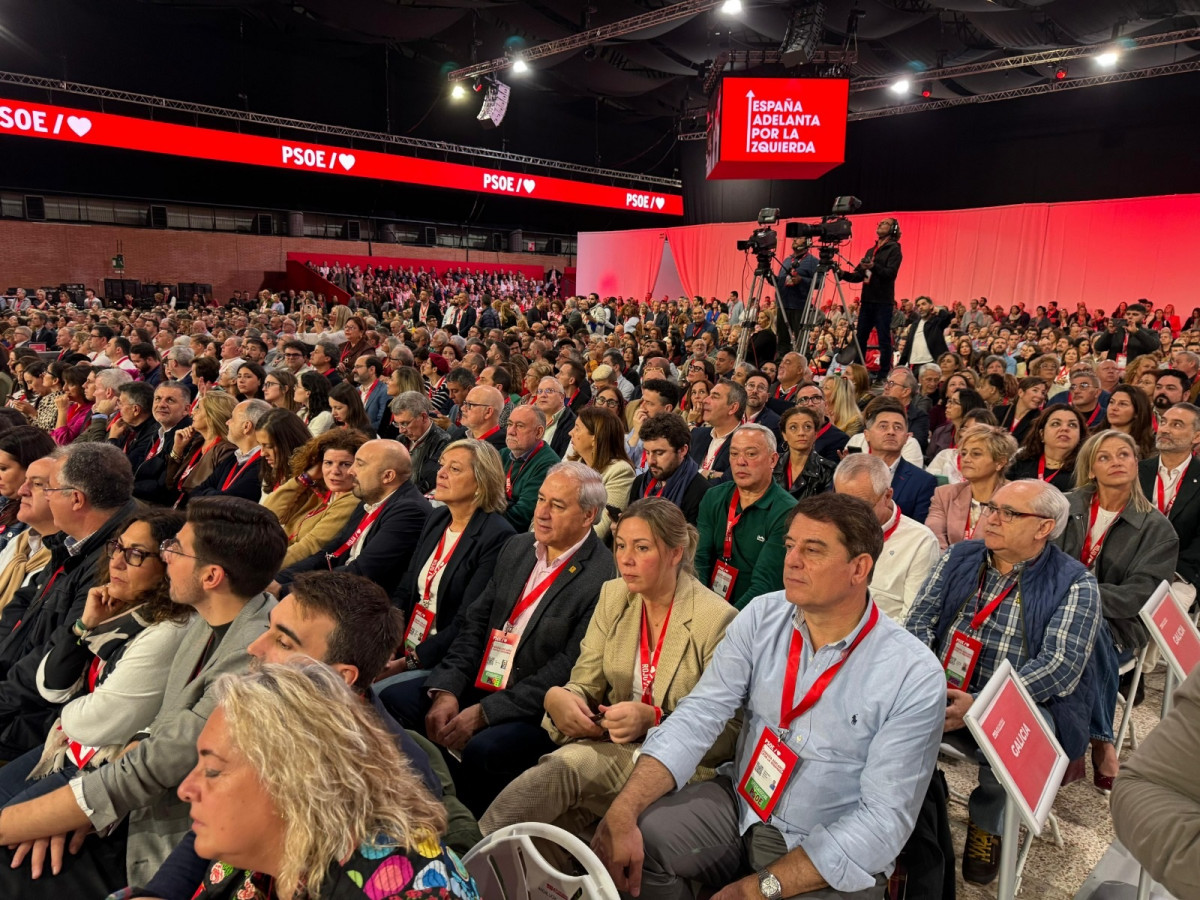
xmin=1142 ymin=585 xmax=1200 ymax=682
xmin=0 ymin=98 xmax=683 ymax=217
xmin=706 ymin=77 xmax=848 ymax=180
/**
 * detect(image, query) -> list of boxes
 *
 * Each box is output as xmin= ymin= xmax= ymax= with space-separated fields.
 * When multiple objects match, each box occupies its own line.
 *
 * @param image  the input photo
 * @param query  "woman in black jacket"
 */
xmin=773 ymin=406 xmax=836 ymax=501
xmin=380 ymin=438 xmax=515 ymax=688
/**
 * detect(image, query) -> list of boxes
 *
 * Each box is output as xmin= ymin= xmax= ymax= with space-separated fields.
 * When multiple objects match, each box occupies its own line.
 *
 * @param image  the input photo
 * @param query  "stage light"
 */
xmin=889 ymin=78 xmax=910 ymax=95
xmin=511 ymin=57 xmax=529 ymax=74
xmin=920 ymin=87 xmax=932 ymax=98
xmin=1053 ymin=65 xmax=1067 ymax=80
xmin=1095 ymin=51 xmax=1119 ymax=67
xmin=451 ymin=83 xmax=467 ymax=100
xmin=720 ymin=0 xmax=743 ymax=14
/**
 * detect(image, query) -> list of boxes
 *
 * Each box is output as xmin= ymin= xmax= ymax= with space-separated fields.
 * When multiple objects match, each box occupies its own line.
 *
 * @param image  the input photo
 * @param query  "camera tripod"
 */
xmin=734 ymin=250 xmax=780 ymax=369
xmin=789 ymin=245 xmax=865 ymax=366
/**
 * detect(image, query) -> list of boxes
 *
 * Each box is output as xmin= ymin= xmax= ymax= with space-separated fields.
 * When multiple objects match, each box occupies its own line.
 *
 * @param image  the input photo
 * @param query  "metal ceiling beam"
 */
xmin=847 ymin=58 xmax=1200 ymax=119
xmin=850 ymin=26 xmax=1200 ymax=92
xmin=447 ymin=0 xmax=725 ymax=82
xmin=0 ymin=70 xmax=681 ymax=190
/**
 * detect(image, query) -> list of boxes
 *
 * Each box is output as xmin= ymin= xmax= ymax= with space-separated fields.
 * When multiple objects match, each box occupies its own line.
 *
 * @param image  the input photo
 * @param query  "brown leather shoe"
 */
xmin=962 ymin=820 xmax=1001 ymax=885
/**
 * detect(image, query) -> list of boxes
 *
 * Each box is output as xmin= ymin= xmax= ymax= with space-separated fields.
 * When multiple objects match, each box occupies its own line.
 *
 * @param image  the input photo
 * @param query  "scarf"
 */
xmin=0 ymin=530 xmax=51 ymax=615
xmin=659 ymin=456 xmax=700 ymax=508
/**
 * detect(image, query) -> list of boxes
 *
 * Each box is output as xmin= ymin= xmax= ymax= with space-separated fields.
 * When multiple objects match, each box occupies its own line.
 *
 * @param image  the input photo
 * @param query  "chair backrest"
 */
xmin=462 ymin=822 xmax=620 ymax=900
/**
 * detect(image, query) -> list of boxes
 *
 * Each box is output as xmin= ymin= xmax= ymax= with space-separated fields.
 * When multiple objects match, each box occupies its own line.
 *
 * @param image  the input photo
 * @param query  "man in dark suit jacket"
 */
xmin=795 ymin=384 xmax=849 ymax=459
xmin=630 ymin=413 xmax=710 ymax=522
xmin=688 ymin=379 xmax=745 ymax=480
xmin=1094 ymin=302 xmax=1160 ymax=362
xmin=382 ymin=462 xmax=616 ymax=816
xmin=1138 ymin=402 xmax=1200 ymax=588
xmin=742 ymin=373 xmax=782 ymax=443
xmin=392 ymin=392 xmax=450 ymax=495
xmin=898 ymin=297 xmax=953 ymax=368
xmin=132 ymin=382 xmax=192 ymax=506
xmin=892 ymin=457 xmax=938 ymax=526
xmin=882 ymin=367 xmax=931 ymax=451
xmin=271 ymin=440 xmax=432 ymax=597
xmin=864 ymin=396 xmax=937 ymax=523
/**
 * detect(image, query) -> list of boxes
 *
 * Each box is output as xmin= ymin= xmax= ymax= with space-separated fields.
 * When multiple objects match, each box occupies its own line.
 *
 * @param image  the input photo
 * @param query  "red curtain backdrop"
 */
xmin=577 ymin=194 xmax=1200 ymax=315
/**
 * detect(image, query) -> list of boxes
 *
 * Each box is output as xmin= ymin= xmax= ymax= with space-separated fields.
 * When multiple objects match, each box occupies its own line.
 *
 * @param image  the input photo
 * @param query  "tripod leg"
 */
xmin=793 ymin=268 xmax=827 ymax=360
xmin=736 ymin=273 xmax=769 ymax=369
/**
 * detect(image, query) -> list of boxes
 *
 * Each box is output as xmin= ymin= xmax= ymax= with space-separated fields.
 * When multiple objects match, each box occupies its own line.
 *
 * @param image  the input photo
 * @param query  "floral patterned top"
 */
xmin=188 ymin=832 xmax=480 ymax=900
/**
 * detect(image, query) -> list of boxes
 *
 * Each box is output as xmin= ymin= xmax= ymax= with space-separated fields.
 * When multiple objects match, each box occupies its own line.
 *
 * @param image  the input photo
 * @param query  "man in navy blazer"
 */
xmin=1138 ymin=402 xmax=1200 ymax=588
xmin=270 ymin=440 xmax=431 ymax=596
xmin=352 ymin=354 xmax=390 ymax=434
xmin=863 ymin=396 xmax=937 ymax=523
xmin=382 ymin=462 xmax=616 ymax=815
xmin=688 ymin=379 xmax=746 ymax=480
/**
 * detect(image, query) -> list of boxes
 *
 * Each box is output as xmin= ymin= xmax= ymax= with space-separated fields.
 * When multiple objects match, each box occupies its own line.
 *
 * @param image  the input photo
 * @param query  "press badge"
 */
xmin=404 ymin=605 xmax=434 ymax=651
xmin=737 ymin=728 xmax=798 ymax=821
xmin=943 ymin=630 xmax=982 ymax=691
xmin=711 ymin=560 xmax=739 ymax=603
xmin=475 ymin=629 xmax=519 ymax=691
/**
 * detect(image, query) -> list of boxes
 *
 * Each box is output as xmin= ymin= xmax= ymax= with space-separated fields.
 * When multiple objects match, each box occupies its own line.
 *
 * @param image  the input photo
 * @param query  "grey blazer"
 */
xmin=78 ymin=592 xmax=274 ymax=887
xmin=1056 ymin=489 xmax=1178 ymax=651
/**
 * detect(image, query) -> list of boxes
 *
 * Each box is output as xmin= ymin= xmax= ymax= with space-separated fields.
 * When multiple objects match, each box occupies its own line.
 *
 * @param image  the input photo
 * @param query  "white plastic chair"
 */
xmin=463 ymin=822 xmax=620 ymax=900
xmin=1115 ymin=644 xmax=1150 ymax=754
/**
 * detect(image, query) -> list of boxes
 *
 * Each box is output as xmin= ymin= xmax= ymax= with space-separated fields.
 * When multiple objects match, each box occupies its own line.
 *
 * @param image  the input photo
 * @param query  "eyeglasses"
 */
xmin=796 ymin=394 xmax=823 ymax=405
xmin=159 ymin=537 xmax=207 ymax=563
xmin=979 ymin=503 xmax=1050 ymax=524
xmin=536 ymin=388 xmax=564 ymax=396
xmin=39 ymin=484 xmax=76 ymax=496
xmin=264 ymin=381 xmax=282 ymax=389
xmin=594 ymin=397 xmax=619 ymax=408
xmin=688 ymin=363 xmax=707 ymax=372
xmin=107 ymin=539 xmax=158 ymax=568
xmin=460 ymin=401 xmax=490 ymax=411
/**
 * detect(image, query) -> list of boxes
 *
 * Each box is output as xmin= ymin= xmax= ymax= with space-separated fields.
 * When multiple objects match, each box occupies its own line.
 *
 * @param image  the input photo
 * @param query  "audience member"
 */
xmin=689 ymin=378 xmax=746 ymax=480
xmin=570 ymin=407 xmax=635 ymax=540
xmin=392 ymin=390 xmax=450 ymax=495
xmin=131 ymin=382 xmax=193 ymax=506
xmin=500 ymin=404 xmax=560 ymax=533
xmin=351 ymin=353 xmax=389 ymax=433
xmin=0 ymin=456 xmax=59 ymax=614
xmin=253 ymin=408 xmax=312 ymax=495
xmin=0 ymin=425 xmax=55 ymax=550
xmin=535 ymin=376 xmax=577 ymax=458
xmin=774 ymin=405 xmax=837 ymax=501
xmin=882 ymin=367 xmax=931 ymax=450
xmin=189 ymin=399 xmax=270 ymax=501
xmin=927 ymin=425 xmax=1019 ymax=550
xmin=1138 ymin=401 xmax=1200 ymax=589
xmin=996 ymin=376 xmax=1049 ymax=443
xmin=166 ymin=391 xmax=237 ymax=509
xmin=1006 ymin=405 xmax=1087 ymax=488
xmin=629 ymin=412 xmax=710 ymax=522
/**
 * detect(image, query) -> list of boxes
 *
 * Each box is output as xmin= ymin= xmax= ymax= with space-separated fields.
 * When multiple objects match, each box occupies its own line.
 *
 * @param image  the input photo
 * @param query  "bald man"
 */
xmin=453 ymin=384 xmax=507 ymax=452
xmin=270 ymin=438 xmax=433 ymax=596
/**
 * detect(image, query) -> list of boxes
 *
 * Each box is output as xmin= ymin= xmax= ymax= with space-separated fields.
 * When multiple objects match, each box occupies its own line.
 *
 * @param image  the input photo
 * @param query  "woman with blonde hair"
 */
xmin=1057 ymin=430 xmax=1177 ymax=793
xmin=844 ymin=363 xmax=873 ymax=410
xmin=926 ymin=425 xmax=1018 ymax=551
xmin=480 ymin=498 xmax=738 ymax=838
xmin=167 ymin=390 xmax=237 ymax=508
xmin=263 ymin=428 xmax=367 ymax=567
xmin=822 ymin=373 xmax=865 ymax=436
xmin=179 ymin=662 xmax=477 ymax=900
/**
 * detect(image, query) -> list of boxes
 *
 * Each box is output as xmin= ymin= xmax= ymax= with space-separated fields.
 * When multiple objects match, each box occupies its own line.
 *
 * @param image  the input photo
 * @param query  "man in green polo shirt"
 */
xmin=500 ymin=404 xmax=561 ymax=532
xmin=694 ymin=424 xmax=797 ymax=609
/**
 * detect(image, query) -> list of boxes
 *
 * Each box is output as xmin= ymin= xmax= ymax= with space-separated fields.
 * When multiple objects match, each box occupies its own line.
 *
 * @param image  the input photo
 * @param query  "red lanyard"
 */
xmin=39 ymin=564 xmax=65 ymax=599
xmin=1036 ymin=455 xmax=1063 ymax=483
xmin=643 ymin=476 xmax=667 ymax=498
xmin=723 ymin=489 xmax=746 ymax=560
xmin=1085 ymin=405 xmax=1102 ymax=428
xmin=506 ymin=551 xmax=577 ymax=631
xmin=1156 ymin=459 xmax=1189 ymax=514
xmin=780 ymin=602 xmax=879 ymax=730
xmin=221 ymin=449 xmax=261 ymax=491
xmin=423 ymin=527 xmax=461 ymax=603
xmin=970 ymin=568 xmax=1019 ymax=631
xmin=178 ymin=437 xmax=221 ymax=488
xmin=328 ymin=503 xmax=387 ymax=559
xmin=567 ymin=389 xmax=579 ymax=408
xmin=774 ymin=384 xmax=798 ymax=402
xmin=477 ymin=425 xmax=501 ymax=443
xmin=882 ymin=504 xmax=901 ymax=542
xmin=814 ymin=421 xmax=831 ymax=442
xmin=785 ymin=457 xmax=796 ymax=489
xmin=506 ymin=442 xmax=544 ymax=498
xmin=288 ymin=492 xmax=333 ymax=542
xmin=638 ymin=601 xmax=673 ymax=705
xmin=362 ymin=379 xmax=382 ymax=404
xmin=1080 ymin=494 xmax=1124 ymax=568
xmin=145 ymin=435 xmax=163 ymax=461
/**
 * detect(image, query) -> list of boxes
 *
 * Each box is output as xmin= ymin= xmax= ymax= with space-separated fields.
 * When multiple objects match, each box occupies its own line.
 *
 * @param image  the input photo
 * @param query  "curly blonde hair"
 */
xmin=215 ymin=662 xmax=447 ymax=898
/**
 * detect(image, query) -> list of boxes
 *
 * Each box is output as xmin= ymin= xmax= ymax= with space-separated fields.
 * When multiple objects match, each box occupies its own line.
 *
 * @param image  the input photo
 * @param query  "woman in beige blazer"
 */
xmin=925 ymin=425 xmax=1018 ymax=551
xmin=480 ymin=498 xmax=739 ymax=836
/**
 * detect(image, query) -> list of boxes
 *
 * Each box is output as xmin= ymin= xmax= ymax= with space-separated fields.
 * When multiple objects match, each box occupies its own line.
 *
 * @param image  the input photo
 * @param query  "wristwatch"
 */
xmin=757 ymin=869 xmax=783 ymax=900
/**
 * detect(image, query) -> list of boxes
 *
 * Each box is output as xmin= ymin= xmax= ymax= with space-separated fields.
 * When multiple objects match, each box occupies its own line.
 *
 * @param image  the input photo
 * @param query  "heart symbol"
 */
xmin=522 ymin=179 xmax=535 ymax=193
xmin=67 ymin=116 xmax=91 ymax=137
xmin=653 ymin=196 xmax=665 ymax=210
xmin=338 ymin=153 xmax=355 ymax=171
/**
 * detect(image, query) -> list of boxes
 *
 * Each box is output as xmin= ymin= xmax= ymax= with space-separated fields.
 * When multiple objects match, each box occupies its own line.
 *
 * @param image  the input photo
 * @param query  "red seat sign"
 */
xmin=705 ymin=77 xmax=849 ymax=180
xmin=1140 ymin=580 xmax=1200 ymax=683
xmin=965 ymin=660 xmax=1068 ymax=835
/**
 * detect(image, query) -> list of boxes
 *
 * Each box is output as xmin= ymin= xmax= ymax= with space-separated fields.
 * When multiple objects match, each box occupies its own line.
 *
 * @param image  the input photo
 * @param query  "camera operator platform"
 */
xmin=839 ymin=218 xmax=903 ymax=382
xmin=774 ymin=237 xmax=821 ymax=351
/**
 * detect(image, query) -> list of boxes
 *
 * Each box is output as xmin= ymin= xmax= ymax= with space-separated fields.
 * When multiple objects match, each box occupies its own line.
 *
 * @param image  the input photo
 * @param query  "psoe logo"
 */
xmin=626 ymin=193 xmax=666 ymax=211
xmin=483 ymin=173 xmax=535 ymax=194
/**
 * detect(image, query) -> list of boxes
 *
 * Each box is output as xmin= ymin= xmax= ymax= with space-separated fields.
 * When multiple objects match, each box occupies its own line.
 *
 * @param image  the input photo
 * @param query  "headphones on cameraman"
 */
xmin=882 ymin=218 xmax=901 ymax=241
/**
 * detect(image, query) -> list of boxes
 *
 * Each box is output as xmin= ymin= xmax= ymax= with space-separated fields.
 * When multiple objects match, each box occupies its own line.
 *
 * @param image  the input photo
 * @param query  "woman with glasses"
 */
xmin=263 ymin=429 xmax=367 ymax=567
xmin=1057 ymin=430 xmax=1177 ymax=793
xmin=261 ymin=369 xmax=297 ymax=413
xmin=593 ymin=384 xmax=626 ymax=423
xmin=927 ymin=425 xmax=1018 ymax=551
xmin=1006 ymin=405 xmax=1088 ymax=490
xmin=167 ymin=391 xmax=237 ymax=509
xmin=773 ymin=406 xmax=836 ymax=501
xmin=294 ymin=370 xmax=333 ymax=437
xmin=0 ymin=509 xmax=190 ymax=807
xmin=570 ymin=407 xmax=635 ymax=541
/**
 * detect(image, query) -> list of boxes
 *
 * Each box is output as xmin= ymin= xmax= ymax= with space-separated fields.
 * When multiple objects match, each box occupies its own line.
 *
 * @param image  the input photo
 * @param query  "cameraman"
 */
xmin=841 ymin=218 xmax=903 ymax=381
xmin=774 ymin=237 xmax=820 ymax=351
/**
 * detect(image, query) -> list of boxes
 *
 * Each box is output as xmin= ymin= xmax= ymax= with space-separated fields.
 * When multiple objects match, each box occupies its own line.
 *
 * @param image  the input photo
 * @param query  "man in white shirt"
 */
xmin=834 ymin=454 xmax=941 ymax=622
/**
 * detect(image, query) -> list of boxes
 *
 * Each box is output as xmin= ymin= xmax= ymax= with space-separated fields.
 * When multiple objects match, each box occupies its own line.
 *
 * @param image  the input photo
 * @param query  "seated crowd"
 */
xmin=0 ymin=282 xmax=1191 ymax=900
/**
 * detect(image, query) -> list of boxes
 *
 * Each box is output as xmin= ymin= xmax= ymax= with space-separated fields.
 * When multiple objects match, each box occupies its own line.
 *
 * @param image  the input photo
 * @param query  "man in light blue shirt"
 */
xmin=592 ymin=494 xmax=946 ymax=900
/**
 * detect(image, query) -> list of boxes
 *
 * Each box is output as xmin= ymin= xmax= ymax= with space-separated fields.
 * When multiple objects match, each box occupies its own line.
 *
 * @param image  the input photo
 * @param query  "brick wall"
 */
xmin=0 ymin=220 xmax=572 ymax=302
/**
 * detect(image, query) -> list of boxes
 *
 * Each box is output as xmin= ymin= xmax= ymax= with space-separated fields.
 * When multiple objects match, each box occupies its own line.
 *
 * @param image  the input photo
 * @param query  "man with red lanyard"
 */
xmin=630 ymin=413 xmax=710 ymax=524
xmin=906 ymin=480 xmax=1101 ymax=884
xmin=593 ymin=494 xmax=946 ymax=900
xmin=765 ymin=352 xmax=809 ymax=417
xmin=131 ymin=382 xmax=193 ymax=506
xmin=1068 ymin=368 xmax=1108 ymax=431
xmin=352 ymin=355 xmax=389 ymax=434
xmin=188 ymin=399 xmax=270 ymax=503
xmin=1138 ymin=402 xmax=1200 ymax=596
xmin=833 ymin=454 xmax=940 ymax=623
xmin=455 ymin=385 xmax=507 ymax=452
xmin=381 ymin=463 xmax=617 ymax=816
xmin=689 ymin=380 xmax=746 ymax=481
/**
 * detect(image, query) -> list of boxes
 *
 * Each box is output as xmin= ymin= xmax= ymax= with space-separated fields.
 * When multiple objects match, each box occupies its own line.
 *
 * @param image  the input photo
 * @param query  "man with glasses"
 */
xmin=107 ymin=382 xmax=159 ymax=470
xmin=501 ymin=406 xmax=561 ymax=533
xmin=391 ymin=391 xmax=450 ymax=495
xmin=535 ymin=376 xmax=577 ymax=459
xmin=880 ymin=366 xmax=930 ymax=452
xmin=1065 ymin=366 xmax=1107 ymax=431
xmin=741 ymin=373 xmax=780 ymax=440
xmin=765 ymin=352 xmax=809 ymax=416
xmin=0 ymin=458 xmax=61 ymax=613
xmin=73 ymin=368 xmax=133 ymax=444
xmin=796 ymin=384 xmax=849 ymax=459
xmin=0 ymin=497 xmax=286 ymax=896
xmin=0 ymin=444 xmax=136 ymax=767
xmin=308 ymin=341 xmax=342 ymax=389
xmin=453 ymin=385 xmax=507 ymax=452
xmin=278 ymin=340 xmax=314 ymax=378
xmin=479 ymin=366 xmax=515 ymax=428
xmin=906 ymin=479 xmax=1101 ymax=884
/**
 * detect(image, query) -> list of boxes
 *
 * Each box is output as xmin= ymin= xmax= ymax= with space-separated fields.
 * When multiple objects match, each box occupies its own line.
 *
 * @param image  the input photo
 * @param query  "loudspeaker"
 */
xmin=149 ymin=205 xmax=169 ymax=229
xmin=780 ymin=2 xmax=826 ymax=68
xmin=477 ymin=82 xmax=511 ymax=129
xmin=548 ymin=238 xmax=563 ymax=254
xmin=23 ymin=196 xmax=45 ymax=221
xmin=253 ymin=213 xmax=274 ymax=236
xmin=346 ymin=221 xmax=361 ymax=241
xmin=509 ymin=229 xmax=524 ymax=253
xmin=421 ymin=226 xmax=437 ymax=247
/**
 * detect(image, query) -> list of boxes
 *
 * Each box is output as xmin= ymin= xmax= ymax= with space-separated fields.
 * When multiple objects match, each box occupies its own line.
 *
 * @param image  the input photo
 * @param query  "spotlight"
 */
xmin=511 ymin=57 xmax=529 ymax=74
xmin=889 ymin=78 xmax=910 ymax=95
xmin=1095 ymin=51 xmax=1119 ymax=67
xmin=920 ymin=87 xmax=932 ymax=98
xmin=1053 ymin=65 xmax=1067 ymax=80
xmin=720 ymin=0 xmax=743 ymax=13
xmin=451 ymin=83 xmax=467 ymax=99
